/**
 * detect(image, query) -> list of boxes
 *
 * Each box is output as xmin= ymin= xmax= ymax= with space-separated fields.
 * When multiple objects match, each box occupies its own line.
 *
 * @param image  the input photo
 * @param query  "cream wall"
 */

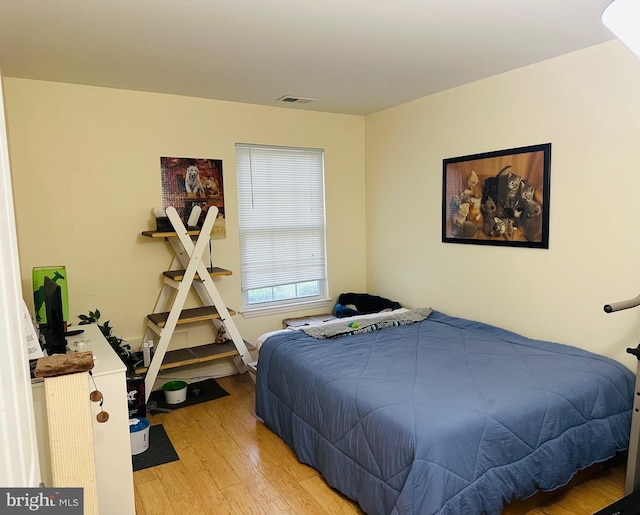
xmin=365 ymin=41 xmax=640 ymax=368
xmin=7 ymin=40 xmax=640 ymax=371
xmin=4 ymin=79 xmax=366 ymax=349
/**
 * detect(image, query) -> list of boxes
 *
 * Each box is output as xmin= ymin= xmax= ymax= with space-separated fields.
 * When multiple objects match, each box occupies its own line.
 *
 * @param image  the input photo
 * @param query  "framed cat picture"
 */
xmin=160 ymin=156 xmax=226 ymax=239
xmin=441 ymin=143 xmax=551 ymax=248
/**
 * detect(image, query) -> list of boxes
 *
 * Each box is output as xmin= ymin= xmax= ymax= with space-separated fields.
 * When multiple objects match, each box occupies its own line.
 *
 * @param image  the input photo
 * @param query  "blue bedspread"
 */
xmin=255 ymin=311 xmax=634 ymax=514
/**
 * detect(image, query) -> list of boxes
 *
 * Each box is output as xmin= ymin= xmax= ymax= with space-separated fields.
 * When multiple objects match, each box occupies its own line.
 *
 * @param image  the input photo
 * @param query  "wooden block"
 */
xmin=34 ymin=351 xmax=94 ymax=378
xmin=163 ymin=267 xmax=232 ymax=281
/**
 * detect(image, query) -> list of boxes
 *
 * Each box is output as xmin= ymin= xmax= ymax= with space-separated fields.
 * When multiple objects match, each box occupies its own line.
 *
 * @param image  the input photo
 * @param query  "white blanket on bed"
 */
xmin=300 ymin=307 xmax=432 ymax=338
xmin=255 ymin=308 xmax=410 ymax=350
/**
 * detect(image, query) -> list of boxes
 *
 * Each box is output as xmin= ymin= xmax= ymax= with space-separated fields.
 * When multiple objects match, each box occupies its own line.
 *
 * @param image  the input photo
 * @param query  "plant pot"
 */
xmin=162 ymin=380 xmax=188 ymax=404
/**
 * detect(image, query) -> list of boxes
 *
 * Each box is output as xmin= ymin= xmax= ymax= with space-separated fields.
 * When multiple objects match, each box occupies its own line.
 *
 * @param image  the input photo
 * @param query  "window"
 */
xmin=235 ymin=143 xmax=328 ymax=314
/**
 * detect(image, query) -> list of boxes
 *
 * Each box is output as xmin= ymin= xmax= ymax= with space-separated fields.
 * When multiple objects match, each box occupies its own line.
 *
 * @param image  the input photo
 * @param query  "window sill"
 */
xmin=240 ymin=298 xmax=333 ymax=319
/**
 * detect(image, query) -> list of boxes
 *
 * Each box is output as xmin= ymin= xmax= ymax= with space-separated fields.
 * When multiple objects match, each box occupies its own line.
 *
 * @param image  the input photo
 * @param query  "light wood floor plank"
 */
xmin=168 ymin=490 xmax=209 ymax=515
xmin=133 ymin=485 xmax=147 ymax=515
xmin=132 ymin=466 xmax=158 ymax=485
xmin=221 ymin=483 xmax=270 ymax=515
xmin=190 ymin=485 xmax=236 ymax=515
xmin=299 ymin=475 xmax=365 ymax=514
xmin=136 ymin=478 xmax=176 ymax=514
xmin=154 ymin=460 xmax=195 ymax=497
xmin=176 ymin=432 xmax=243 ymax=491
xmin=266 ymin=464 xmax=338 ymax=515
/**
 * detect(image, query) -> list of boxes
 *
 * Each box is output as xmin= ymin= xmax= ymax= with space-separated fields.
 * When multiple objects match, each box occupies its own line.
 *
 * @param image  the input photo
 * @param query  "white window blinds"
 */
xmin=235 ymin=144 xmax=327 ymax=292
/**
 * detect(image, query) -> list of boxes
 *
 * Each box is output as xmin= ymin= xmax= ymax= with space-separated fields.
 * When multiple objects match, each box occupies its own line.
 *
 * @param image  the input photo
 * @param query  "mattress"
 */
xmin=255 ymin=310 xmax=634 ymax=514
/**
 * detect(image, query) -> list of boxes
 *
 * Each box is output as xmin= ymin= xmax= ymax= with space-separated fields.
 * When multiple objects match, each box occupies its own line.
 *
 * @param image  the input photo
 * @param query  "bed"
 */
xmin=255 ymin=308 xmax=635 ymax=515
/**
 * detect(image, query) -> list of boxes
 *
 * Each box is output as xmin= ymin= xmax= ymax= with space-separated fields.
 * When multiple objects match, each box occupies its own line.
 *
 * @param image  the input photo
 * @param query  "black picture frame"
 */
xmin=442 ymin=143 xmax=551 ymax=248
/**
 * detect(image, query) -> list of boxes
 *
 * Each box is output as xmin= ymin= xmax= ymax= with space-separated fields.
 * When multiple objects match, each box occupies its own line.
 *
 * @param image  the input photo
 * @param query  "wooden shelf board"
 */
xmin=163 ymin=267 xmax=232 ymax=281
xmin=142 ymin=230 xmax=201 ymax=238
xmin=135 ymin=341 xmax=242 ymax=374
xmin=161 ymin=347 xmax=200 ymax=366
xmin=147 ymin=306 xmax=237 ymax=328
xmin=192 ymin=344 xmax=236 ymax=360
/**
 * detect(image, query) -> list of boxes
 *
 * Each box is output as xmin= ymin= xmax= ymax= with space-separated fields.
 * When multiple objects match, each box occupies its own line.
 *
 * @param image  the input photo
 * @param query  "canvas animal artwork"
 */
xmin=479 ymin=166 xmax=541 ymax=242
xmin=520 ymin=183 xmax=535 ymax=203
xmin=502 ymin=171 xmax=522 ymax=207
xmin=489 ymin=217 xmax=506 ymax=237
xmin=462 ymin=170 xmax=482 ymax=201
xmin=449 ymin=166 xmax=542 ymax=242
xmin=204 ymin=176 xmax=220 ymax=197
xmin=468 ymin=197 xmax=482 ymax=222
xmin=523 ymin=200 xmax=543 ymax=242
xmin=448 ymin=171 xmax=484 ymax=228
xmin=451 ymin=203 xmax=478 ymax=238
xmin=482 ymin=197 xmax=498 ymax=236
xmin=185 ymin=165 xmax=205 ymax=197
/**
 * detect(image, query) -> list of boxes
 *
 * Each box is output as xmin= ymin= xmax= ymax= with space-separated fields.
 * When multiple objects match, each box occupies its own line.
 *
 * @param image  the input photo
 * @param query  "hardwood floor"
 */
xmin=133 ymin=373 xmax=627 ymax=514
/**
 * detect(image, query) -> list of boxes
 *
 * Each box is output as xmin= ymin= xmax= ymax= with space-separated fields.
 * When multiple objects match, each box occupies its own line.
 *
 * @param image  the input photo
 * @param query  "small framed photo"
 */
xmin=442 ymin=143 xmax=551 ymax=248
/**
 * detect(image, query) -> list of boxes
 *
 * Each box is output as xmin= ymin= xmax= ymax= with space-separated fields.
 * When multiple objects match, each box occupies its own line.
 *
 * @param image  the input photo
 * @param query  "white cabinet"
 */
xmin=31 ymin=323 xmax=135 ymax=515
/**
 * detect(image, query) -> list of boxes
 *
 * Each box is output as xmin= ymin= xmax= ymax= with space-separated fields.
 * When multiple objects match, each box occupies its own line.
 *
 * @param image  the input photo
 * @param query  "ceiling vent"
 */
xmin=276 ymin=95 xmax=316 ymax=104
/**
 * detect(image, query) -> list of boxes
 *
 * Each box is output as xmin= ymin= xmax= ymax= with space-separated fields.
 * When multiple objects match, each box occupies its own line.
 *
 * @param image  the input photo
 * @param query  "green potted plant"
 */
xmin=77 ymin=309 xmax=131 ymax=365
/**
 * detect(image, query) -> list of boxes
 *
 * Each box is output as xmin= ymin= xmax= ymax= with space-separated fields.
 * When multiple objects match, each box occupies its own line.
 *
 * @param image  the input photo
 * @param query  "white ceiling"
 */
xmin=0 ymin=0 xmax=617 ymax=115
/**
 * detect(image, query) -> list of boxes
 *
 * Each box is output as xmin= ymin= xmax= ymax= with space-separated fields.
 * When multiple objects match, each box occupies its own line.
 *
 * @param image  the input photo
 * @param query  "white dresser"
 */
xmin=31 ymin=323 xmax=135 ymax=515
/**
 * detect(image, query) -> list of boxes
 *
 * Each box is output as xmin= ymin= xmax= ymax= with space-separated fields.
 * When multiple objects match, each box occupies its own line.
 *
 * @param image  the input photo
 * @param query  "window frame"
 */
xmin=235 ymin=143 xmax=330 ymax=316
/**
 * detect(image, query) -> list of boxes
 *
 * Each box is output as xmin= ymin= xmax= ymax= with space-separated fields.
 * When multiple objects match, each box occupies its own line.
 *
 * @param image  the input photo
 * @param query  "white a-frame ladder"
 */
xmin=142 ymin=205 xmax=253 ymax=401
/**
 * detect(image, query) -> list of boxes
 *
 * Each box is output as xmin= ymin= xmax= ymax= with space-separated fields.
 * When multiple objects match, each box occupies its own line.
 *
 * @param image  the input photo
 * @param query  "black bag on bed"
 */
xmin=335 ymin=292 xmax=402 ymax=318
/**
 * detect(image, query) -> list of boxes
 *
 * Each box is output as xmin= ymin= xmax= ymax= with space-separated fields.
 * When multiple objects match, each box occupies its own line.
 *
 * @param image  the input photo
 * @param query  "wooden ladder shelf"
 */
xmin=141 ymin=205 xmax=254 ymax=401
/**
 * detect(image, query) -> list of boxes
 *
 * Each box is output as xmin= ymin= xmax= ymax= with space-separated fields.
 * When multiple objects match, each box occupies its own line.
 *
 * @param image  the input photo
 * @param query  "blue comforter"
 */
xmin=255 ymin=311 xmax=634 ymax=514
